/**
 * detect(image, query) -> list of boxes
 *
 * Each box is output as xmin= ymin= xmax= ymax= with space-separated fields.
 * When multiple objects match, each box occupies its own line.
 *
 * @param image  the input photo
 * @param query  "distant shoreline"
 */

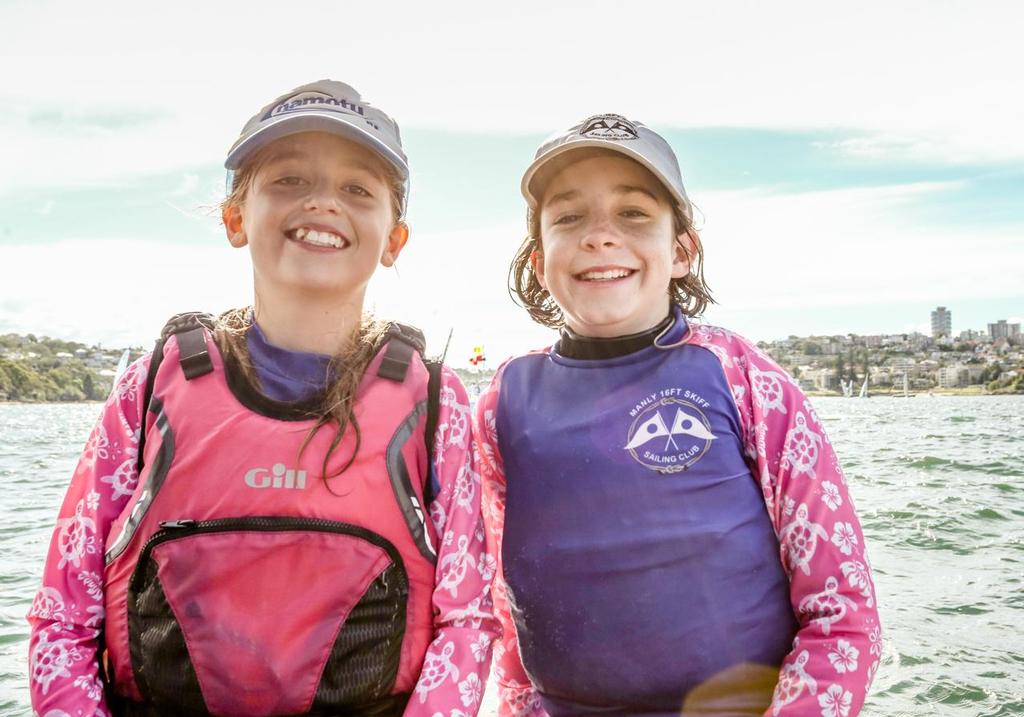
xmin=4 ymin=391 xmax=1023 ymax=406
xmin=805 ymin=387 xmax=1018 ymax=398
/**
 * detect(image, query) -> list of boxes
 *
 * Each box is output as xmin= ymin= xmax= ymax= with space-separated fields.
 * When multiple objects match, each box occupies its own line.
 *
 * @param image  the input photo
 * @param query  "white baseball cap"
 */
xmin=521 ymin=113 xmax=691 ymax=219
xmin=225 ymin=80 xmax=409 ymax=213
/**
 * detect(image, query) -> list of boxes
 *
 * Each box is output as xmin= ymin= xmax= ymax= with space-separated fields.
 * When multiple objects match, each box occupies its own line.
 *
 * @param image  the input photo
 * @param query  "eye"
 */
xmin=345 ymin=184 xmax=372 ymax=197
xmin=620 ymin=208 xmax=649 ymax=219
xmin=274 ymin=176 xmax=306 ymax=186
xmin=553 ymin=213 xmax=581 ymax=226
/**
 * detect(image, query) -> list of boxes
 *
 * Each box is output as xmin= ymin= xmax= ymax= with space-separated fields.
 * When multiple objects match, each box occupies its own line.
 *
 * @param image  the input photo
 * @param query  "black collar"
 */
xmin=557 ymin=313 xmax=674 ymax=360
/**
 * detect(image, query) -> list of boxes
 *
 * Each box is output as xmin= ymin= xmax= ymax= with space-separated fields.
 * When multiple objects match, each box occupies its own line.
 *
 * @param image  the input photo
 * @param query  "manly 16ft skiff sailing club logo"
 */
xmin=625 ymin=390 xmax=717 ymax=473
xmin=580 ymin=114 xmax=639 ymax=140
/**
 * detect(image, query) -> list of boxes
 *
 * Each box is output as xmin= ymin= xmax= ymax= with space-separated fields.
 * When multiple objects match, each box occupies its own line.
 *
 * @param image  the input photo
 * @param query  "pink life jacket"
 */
xmin=102 ymin=317 xmax=439 ymax=717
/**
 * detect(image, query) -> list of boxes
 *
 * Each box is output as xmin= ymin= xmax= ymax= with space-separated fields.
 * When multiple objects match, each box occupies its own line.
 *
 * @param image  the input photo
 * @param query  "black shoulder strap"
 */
xmin=136 ymin=312 xmax=215 ymax=472
xmin=377 ymin=322 xmax=426 ymax=382
xmin=162 ymin=312 xmax=216 ymax=380
xmin=423 ymin=359 xmax=443 ymax=506
xmin=136 ymin=335 xmax=165 ymax=474
xmin=375 ymin=322 xmax=445 ymax=506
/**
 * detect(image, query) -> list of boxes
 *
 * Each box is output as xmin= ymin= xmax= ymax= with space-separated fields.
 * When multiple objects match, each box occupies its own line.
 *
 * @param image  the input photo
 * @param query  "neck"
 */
xmin=252 ymin=286 xmax=365 ymax=356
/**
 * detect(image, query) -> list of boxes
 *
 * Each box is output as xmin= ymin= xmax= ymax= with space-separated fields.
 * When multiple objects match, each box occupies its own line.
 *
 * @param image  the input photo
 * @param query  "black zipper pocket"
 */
xmin=131 ymin=515 xmax=407 ymax=593
xmin=127 ymin=515 xmax=409 ymax=714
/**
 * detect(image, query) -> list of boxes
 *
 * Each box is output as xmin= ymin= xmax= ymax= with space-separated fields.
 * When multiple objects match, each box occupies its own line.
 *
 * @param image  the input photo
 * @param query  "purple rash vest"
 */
xmin=495 ymin=308 xmax=797 ymax=716
xmin=247 ymin=321 xmax=334 ymax=402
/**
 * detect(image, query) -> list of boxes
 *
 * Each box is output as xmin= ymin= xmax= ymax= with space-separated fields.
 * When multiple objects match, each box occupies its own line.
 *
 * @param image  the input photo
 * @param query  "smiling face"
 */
xmin=223 ymin=132 xmax=407 ymax=306
xmin=534 ymin=153 xmax=691 ymax=338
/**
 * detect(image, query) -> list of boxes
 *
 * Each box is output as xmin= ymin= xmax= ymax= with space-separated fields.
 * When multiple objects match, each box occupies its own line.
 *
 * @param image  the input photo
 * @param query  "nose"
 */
xmin=580 ymin=214 xmax=621 ymax=250
xmin=302 ymin=181 xmax=342 ymax=214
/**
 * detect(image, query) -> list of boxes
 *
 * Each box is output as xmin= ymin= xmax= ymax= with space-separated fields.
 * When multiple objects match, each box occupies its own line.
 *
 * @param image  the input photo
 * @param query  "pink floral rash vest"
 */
xmin=28 ymin=355 xmax=499 ymax=716
xmin=475 ymin=319 xmax=881 ymax=717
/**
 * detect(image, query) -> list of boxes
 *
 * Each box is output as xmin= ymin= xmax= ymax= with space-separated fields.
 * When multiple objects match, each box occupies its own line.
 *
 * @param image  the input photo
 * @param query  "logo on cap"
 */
xmin=580 ymin=114 xmax=639 ymax=141
xmin=260 ymin=92 xmax=381 ymax=131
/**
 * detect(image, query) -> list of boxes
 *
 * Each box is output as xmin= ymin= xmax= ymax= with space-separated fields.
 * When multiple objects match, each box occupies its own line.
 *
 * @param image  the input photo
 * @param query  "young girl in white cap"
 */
xmin=475 ymin=114 xmax=880 ymax=716
xmin=29 ymin=80 xmax=496 ymax=717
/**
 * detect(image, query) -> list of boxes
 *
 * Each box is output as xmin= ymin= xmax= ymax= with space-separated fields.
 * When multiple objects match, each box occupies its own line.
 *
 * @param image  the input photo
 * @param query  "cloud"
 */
xmin=812 ymin=132 xmax=1018 ymax=167
xmin=696 ymin=181 xmax=1024 ymax=315
xmin=1 ymin=0 xmax=1022 ymax=197
xmin=26 ymin=108 xmax=164 ymax=132
xmin=0 ymin=106 xmax=223 ymax=194
xmin=3 ymin=176 xmax=1020 ymax=361
xmin=0 ymin=230 xmax=554 ymax=362
xmin=361 ymin=223 xmax=558 ymax=361
xmin=0 ymin=239 xmax=250 ymax=346
xmin=168 ymin=174 xmax=201 ymax=198
xmin=4 ymin=1 xmax=1020 ymax=366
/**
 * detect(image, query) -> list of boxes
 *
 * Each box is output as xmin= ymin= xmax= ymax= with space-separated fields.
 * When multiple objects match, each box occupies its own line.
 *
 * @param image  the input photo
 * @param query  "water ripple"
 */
xmin=1 ymin=397 xmax=1023 ymax=716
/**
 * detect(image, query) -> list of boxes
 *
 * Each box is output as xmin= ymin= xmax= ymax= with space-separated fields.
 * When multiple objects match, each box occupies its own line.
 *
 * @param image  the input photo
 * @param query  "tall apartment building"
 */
xmin=931 ymin=306 xmax=952 ymax=338
xmin=988 ymin=320 xmax=1022 ymax=342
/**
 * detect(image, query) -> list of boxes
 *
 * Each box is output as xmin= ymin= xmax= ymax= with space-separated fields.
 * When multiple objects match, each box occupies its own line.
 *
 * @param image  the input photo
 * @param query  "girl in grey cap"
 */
xmin=475 ymin=114 xmax=878 ymax=717
xmin=29 ymin=80 xmax=496 ymax=717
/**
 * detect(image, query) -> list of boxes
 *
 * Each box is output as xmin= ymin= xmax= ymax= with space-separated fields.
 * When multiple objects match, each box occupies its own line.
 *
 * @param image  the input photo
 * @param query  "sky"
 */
xmin=1 ymin=0 xmax=1022 ymax=364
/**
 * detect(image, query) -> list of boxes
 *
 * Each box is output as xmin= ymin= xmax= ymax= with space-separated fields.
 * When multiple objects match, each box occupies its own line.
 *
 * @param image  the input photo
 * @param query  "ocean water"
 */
xmin=1 ymin=397 xmax=1022 ymax=716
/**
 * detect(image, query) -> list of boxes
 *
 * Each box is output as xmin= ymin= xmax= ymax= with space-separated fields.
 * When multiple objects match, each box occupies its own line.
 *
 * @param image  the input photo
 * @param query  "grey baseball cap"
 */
xmin=521 ymin=113 xmax=691 ymax=219
xmin=225 ymin=79 xmax=409 ymax=212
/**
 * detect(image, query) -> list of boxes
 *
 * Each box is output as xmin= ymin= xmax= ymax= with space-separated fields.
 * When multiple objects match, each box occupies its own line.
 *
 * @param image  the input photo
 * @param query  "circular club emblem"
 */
xmin=580 ymin=114 xmax=639 ymax=140
xmin=624 ymin=398 xmax=716 ymax=473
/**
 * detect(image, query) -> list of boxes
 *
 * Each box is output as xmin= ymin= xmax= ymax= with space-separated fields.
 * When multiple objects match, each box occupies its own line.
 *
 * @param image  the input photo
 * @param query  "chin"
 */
xmin=573 ymin=302 xmax=670 ymax=337
xmin=568 ymin=312 xmax=633 ymax=337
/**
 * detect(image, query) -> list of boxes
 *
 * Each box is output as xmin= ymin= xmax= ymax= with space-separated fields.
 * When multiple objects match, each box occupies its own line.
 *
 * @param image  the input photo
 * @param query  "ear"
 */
xmin=530 ymin=248 xmax=548 ymax=290
xmin=671 ymin=229 xmax=696 ymax=279
xmin=223 ymin=205 xmax=247 ymax=248
xmin=380 ymin=222 xmax=410 ymax=267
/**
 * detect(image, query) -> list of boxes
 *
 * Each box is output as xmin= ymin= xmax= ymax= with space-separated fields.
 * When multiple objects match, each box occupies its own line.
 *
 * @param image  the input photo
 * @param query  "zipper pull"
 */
xmin=159 ymin=519 xmax=198 ymax=530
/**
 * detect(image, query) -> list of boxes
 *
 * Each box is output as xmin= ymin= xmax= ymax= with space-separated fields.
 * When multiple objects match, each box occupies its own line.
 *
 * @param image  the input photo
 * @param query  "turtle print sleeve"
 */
xmin=694 ymin=326 xmax=881 ymax=717
xmin=27 ymin=355 xmax=151 ymax=717
xmin=473 ymin=366 xmax=549 ymax=717
xmin=405 ymin=367 xmax=499 ymax=717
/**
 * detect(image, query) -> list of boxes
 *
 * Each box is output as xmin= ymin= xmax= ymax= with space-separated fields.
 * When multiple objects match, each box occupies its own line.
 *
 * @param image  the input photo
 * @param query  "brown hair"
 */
xmin=509 ymin=151 xmax=714 ymax=329
xmin=217 ymin=138 xmax=407 ymax=484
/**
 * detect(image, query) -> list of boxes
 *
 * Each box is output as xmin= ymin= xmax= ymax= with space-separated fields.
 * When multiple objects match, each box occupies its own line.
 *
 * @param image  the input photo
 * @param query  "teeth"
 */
xmin=292 ymin=227 xmax=346 ymax=248
xmin=578 ymin=269 xmax=632 ymax=281
xmin=306 ymin=230 xmax=343 ymax=248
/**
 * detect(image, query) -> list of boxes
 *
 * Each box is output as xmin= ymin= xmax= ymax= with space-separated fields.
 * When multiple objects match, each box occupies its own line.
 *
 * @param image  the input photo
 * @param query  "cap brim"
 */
xmin=224 ymin=112 xmax=409 ymax=180
xmin=521 ymin=139 xmax=689 ymax=214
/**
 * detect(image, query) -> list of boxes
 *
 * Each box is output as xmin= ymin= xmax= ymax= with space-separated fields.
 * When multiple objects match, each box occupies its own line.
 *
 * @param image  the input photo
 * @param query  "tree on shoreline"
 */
xmin=0 ymin=357 xmax=108 ymax=402
xmin=0 ymin=334 xmax=120 ymax=401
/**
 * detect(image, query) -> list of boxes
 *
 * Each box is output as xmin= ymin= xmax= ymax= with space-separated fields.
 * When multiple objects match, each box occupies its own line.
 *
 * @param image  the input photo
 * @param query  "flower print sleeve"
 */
xmin=27 ymin=355 xmax=151 ymax=717
xmin=473 ymin=367 xmax=549 ymax=717
xmin=405 ymin=367 xmax=498 ymax=717
xmin=694 ymin=326 xmax=881 ymax=717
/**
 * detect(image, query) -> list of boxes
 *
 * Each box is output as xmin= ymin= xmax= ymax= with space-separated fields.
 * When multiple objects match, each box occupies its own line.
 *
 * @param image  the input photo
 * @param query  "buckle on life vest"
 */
xmin=377 ymin=323 xmax=426 ymax=383
xmin=161 ymin=312 xmax=215 ymax=381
